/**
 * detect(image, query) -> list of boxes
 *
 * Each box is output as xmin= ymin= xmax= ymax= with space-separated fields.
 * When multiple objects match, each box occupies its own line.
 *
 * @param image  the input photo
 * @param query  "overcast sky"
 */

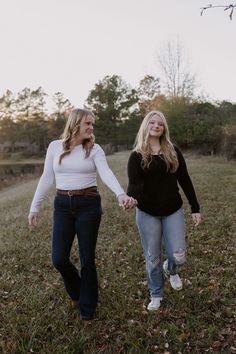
xmin=0 ymin=0 xmax=235 ymax=108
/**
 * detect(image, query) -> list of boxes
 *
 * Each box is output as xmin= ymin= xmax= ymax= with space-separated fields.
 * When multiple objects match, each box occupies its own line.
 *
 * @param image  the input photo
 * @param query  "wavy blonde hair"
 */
xmin=59 ymin=108 xmax=95 ymax=164
xmin=134 ymin=111 xmax=179 ymax=172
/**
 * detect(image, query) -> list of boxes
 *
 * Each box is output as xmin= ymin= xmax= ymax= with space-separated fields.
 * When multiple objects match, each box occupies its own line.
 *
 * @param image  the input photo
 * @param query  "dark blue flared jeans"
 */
xmin=52 ymin=193 xmax=102 ymax=318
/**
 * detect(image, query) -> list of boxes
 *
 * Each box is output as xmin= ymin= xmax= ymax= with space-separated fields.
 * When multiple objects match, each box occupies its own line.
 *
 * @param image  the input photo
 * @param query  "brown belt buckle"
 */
xmin=67 ymin=190 xmax=73 ymax=197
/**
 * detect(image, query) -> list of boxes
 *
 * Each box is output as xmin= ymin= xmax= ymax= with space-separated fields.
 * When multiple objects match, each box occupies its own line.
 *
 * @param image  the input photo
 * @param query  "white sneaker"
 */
xmin=147 ymin=297 xmax=162 ymax=311
xmin=169 ymin=274 xmax=183 ymax=291
xmin=163 ymin=259 xmax=183 ymax=291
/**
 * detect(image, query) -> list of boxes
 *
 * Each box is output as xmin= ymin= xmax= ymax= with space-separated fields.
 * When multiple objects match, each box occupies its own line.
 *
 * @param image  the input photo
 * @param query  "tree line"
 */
xmin=0 ymin=75 xmax=235 ymax=160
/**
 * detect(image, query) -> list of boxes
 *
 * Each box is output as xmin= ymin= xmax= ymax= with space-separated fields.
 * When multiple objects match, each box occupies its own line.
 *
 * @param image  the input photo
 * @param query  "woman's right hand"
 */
xmin=117 ymin=194 xmax=137 ymax=210
xmin=28 ymin=212 xmax=39 ymax=228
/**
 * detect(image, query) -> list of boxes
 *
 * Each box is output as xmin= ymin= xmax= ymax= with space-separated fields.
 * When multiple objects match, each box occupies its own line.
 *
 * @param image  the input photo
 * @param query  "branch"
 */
xmin=200 ymin=3 xmax=236 ymax=20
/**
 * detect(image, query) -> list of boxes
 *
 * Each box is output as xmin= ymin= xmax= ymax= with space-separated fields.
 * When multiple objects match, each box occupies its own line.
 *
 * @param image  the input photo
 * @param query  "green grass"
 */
xmin=1 ymin=152 xmax=236 ymax=354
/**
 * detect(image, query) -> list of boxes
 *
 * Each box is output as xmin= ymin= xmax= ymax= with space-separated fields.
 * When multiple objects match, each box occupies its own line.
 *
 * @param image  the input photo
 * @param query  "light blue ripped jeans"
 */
xmin=136 ymin=207 xmax=186 ymax=298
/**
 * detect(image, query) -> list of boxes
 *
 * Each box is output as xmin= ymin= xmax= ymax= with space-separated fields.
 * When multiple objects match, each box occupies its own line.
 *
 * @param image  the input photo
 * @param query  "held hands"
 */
xmin=118 ymin=194 xmax=137 ymax=210
xmin=192 ymin=213 xmax=202 ymax=227
xmin=28 ymin=212 xmax=39 ymax=229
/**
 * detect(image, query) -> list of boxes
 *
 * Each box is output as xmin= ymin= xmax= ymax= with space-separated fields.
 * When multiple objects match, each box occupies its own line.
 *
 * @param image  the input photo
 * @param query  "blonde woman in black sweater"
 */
xmin=127 ymin=111 xmax=201 ymax=311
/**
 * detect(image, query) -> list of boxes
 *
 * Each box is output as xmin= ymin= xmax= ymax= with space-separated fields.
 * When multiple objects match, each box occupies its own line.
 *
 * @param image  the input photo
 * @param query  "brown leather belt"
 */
xmin=56 ymin=186 xmax=99 ymax=197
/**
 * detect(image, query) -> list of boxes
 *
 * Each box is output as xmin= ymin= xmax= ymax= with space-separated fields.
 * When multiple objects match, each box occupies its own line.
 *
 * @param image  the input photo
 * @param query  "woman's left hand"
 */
xmin=192 ymin=213 xmax=202 ymax=227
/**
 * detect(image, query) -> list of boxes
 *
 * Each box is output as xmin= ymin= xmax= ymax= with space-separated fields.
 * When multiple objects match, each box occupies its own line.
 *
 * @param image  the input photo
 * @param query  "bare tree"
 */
xmin=137 ymin=75 xmax=161 ymax=102
xmin=200 ymin=4 xmax=236 ymax=20
xmin=156 ymin=39 xmax=196 ymax=99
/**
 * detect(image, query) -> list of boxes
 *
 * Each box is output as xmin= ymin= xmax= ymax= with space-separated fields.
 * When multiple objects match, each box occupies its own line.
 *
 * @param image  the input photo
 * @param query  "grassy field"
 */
xmin=1 ymin=151 xmax=236 ymax=354
xmin=0 ymin=159 xmax=44 ymax=165
xmin=0 ymin=159 xmax=44 ymax=191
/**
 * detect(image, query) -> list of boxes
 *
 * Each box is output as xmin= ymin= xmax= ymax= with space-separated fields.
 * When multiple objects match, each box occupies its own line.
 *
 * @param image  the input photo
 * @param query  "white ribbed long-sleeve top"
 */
xmin=30 ymin=140 xmax=125 ymax=212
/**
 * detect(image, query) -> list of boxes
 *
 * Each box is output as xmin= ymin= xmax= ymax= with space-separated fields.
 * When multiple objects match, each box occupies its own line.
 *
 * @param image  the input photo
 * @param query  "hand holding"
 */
xmin=192 ymin=213 xmax=201 ymax=227
xmin=117 ymin=194 xmax=137 ymax=210
xmin=125 ymin=196 xmax=138 ymax=210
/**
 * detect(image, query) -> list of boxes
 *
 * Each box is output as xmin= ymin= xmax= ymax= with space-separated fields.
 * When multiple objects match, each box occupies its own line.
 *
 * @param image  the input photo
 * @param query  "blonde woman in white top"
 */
xmin=28 ymin=108 xmax=136 ymax=320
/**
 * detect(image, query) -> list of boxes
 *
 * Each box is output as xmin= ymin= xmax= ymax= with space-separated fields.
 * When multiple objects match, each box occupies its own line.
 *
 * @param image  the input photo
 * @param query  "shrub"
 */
xmin=101 ymin=143 xmax=115 ymax=155
xmin=221 ymin=124 xmax=236 ymax=160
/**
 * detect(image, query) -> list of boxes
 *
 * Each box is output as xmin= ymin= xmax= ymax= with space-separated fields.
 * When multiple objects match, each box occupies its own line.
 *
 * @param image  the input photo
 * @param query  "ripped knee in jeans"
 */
xmin=173 ymin=248 xmax=186 ymax=264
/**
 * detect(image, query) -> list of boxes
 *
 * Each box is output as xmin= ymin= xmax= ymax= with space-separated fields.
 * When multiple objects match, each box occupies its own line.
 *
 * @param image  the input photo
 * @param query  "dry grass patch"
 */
xmin=1 ymin=152 xmax=236 ymax=353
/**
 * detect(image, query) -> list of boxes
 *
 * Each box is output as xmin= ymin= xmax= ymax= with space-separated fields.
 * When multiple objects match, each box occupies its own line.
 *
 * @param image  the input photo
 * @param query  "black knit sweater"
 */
xmin=127 ymin=146 xmax=200 ymax=216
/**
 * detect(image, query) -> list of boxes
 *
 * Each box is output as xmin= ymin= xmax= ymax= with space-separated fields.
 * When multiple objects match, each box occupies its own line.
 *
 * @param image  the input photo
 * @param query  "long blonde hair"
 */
xmin=59 ymin=108 xmax=95 ymax=164
xmin=134 ymin=111 xmax=179 ymax=172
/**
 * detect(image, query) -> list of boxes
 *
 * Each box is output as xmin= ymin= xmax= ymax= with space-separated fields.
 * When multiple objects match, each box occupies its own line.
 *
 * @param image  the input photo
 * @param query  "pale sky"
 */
xmin=0 ymin=0 xmax=235 ymax=109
